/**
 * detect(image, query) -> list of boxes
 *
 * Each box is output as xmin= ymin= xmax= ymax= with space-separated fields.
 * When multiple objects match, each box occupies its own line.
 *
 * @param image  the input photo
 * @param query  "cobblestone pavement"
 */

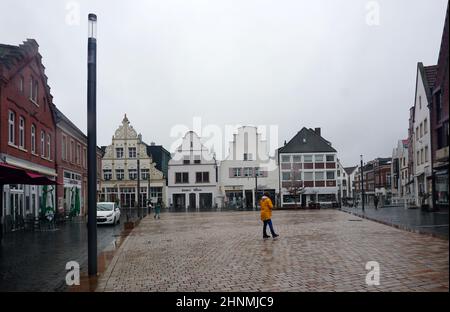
xmin=341 ymin=205 xmax=449 ymax=239
xmin=96 ymin=210 xmax=449 ymax=292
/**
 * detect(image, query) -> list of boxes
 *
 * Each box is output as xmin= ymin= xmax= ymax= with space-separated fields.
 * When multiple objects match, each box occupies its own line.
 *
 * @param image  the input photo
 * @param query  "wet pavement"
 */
xmin=340 ymin=205 xmax=449 ymax=239
xmin=0 ymin=210 xmax=143 ymax=292
xmin=97 ymin=210 xmax=449 ymax=292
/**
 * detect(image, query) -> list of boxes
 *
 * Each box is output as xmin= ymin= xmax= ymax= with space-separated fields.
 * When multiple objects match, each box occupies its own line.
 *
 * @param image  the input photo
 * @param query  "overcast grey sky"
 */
xmin=1 ymin=0 xmax=447 ymax=166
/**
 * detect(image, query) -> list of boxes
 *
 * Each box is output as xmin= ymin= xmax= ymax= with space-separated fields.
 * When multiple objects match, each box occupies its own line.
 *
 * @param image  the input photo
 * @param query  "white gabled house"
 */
xmin=167 ymin=131 xmax=220 ymax=209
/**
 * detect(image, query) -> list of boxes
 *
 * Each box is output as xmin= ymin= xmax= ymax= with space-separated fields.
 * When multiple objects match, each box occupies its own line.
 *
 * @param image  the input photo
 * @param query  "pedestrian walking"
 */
xmin=147 ymin=200 xmax=153 ymax=215
xmin=374 ymin=196 xmax=379 ymax=209
xmin=260 ymin=192 xmax=279 ymax=239
xmin=154 ymin=198 xmax=162 ymax=219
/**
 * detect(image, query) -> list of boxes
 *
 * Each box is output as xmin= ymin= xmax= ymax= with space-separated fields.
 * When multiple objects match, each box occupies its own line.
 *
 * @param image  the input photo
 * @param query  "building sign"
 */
xmin=63 ymin=170 xmax=82 ymax=187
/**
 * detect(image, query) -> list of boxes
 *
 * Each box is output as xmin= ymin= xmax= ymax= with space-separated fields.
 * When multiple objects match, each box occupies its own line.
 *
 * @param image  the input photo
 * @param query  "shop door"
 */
xmin=189 ymin=193 xmax=196 ymax=209
xmin=199 ymin=193 xmax=212 ymax=209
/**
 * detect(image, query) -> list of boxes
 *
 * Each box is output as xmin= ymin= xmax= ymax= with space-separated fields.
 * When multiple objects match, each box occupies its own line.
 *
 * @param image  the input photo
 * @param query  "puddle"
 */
xmin=67 ymin=227 xmax=133 ymax=292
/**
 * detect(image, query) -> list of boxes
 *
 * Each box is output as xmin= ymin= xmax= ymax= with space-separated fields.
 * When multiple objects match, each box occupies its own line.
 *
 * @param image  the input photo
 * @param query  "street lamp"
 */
xmin=87 ymin=13 xmax=98 ymax=276
xmin=360 ymin=154 xmax=365 ymax=212
xmin=254 ymin=167 xmax=258 ymax=210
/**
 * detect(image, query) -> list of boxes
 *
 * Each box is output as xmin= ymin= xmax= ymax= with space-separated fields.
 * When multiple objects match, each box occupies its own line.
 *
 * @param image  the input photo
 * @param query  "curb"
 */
xmin=339 ymin=209 xmax=449 ymax=240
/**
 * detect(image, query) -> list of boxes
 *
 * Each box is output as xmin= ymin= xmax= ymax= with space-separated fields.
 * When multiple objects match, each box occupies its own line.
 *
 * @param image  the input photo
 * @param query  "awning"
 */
xmin=0 ymin=163 xmax=59 ymax=185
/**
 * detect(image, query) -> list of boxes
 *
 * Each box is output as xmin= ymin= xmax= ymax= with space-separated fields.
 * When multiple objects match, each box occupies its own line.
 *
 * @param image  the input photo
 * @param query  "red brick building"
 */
xmin=53 ymin=106 xmax=103 ymax=218
xmin=0 ymin=39 xmax=57 ymax=231
xmin=355 ymin=157 xmax=392 ymax=205
xmin=430 ymin=4 xmax=449 ymax=209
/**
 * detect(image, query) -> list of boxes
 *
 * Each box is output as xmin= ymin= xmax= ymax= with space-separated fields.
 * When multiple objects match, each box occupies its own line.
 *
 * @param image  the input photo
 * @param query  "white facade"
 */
xmin=413 ymin=67 xmax=433 ymax=208
xmin=391 ymin=139 xmax=412 ymax=203
xmin=219 ymin=126 xmax=279 ymax=208
xmin=167 ymin=131 xmax=220 ymax=209
xmin=100 ymin=115 xmax=166 ymax=207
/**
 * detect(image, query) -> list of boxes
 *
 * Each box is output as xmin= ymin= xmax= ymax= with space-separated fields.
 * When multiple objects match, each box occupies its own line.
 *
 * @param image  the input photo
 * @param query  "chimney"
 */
xmin=314 ymin=127 xmax=321 ymax=136
xmin=284 ymin=140 xmax=287 ymax=146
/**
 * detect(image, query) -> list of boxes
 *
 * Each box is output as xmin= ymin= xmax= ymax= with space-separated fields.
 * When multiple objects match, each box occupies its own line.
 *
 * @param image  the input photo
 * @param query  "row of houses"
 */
xmin=99 ymin=116 xmax=350 ymax=210
xmin=0 ymin=38 xmax=350 ymax=237
xmin=390 ymin=5 xmax=449 ymax=210
xmin=0 ymin=39 xmax=104 ymax=234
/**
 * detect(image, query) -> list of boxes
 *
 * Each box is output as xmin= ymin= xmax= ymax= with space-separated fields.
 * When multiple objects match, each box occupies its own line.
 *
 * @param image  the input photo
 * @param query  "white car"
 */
xmin=97 ymin=202 xmax=121 ymax=225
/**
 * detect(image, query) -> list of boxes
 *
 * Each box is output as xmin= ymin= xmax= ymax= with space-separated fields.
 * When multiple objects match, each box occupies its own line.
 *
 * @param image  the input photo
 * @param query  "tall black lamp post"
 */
xmin=360 ymin=155 xmax=365 ymax=212
xmin=87 ymin=13 xmax=98 ymax=276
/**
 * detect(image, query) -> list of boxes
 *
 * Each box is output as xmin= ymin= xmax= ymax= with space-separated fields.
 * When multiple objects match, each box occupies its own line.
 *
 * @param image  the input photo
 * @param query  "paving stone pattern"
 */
xmin=97 ymin=210 xmax=449 ymax=292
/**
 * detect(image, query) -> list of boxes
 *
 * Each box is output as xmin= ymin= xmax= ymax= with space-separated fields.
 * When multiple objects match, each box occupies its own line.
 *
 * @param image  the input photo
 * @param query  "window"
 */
xmin=326 ymin=171 xmax=335 ymax=180
xmin=420 ymin=123 xmax=423 ymax=138
xmin=326 ymin=155 xmax=335 ymax=162
xmin=183 ymin=157 xmax=190 ymax=164
xmin=8 ymin=110 xmax=15 ymax=144
xmin=175 ymin=172 xmax=189 ymax=183
xmin=83 ymin=148 xmax=87 ymax=168
xmin=128 ymin=147 xmax=136 ymax=158
xmin=141 ymin=169 xmax=149 ymax=180
xmin=103 ymin=169 xmax=112 ymax=180
xmin=77 ymin=144 xmax=81 ymax=164
xmin=29 ymin=77 xmax=38 ymax=103
xmin=416 ymin=127 xmax=419 ymax=141
xmin=293 ymin=155 xmax=301 ymax=163
xmin=435 ymin=90 xmax=442 ymax=121
xmin=116 ymin=169 xmax=124 ymax=180
xmin=19 ymin=116 xmax=25 ymax=148
xmin=421 ymin=149 xmax=424 ymax=164
xmin=47 ymin=134 xmax=51 ymax=159
xmin=62 ymin=136 xmax=66 ymax=160
xmin=315 ymin=155 xmax=324 ymax=162
xmin=19 ymin=76 xmax=24 ymax=93
xmin=116 ymin=148 xmax=124 ymax=158
xmin=416 ymin=151 xmax=420 ymax=166
xmin=425 ymin=146 xmax=428 ymax=162
xmin=337 ymin=170 xmax=340 ymax=177
xmin=233 ymin=168 xmax=242 ymax=177
xmin=281 ymin=155 xmax=291 ymax=163
xmin=255 ymin=167 xmax=261 ymax=177
xmin=304 ymin=172 xmax=313 ymax=181
xmin=315 ymin=171 xmax=324 ymax=180
xmin=40 ymin=131 xmax=45 ymax=157
xmin=244 ymin=167 xmax=253 ymax=177
xmin=424 ymin=119 xmax=428 ymax=134
xmin=282 ymin=172 xmax=291 ymax=181
xmin=243 ymin=153 xmax=253 ymax=161
xmin=70 ymin=140 xmax=74 ymax=162
xmin=419 ymin=95 xmax=422 ymax=109
xmin=304 ymin=155 xmax=313 ymax=163
xmin=129 ymin=169 xmax=137 ymax=180
xmin=196 ymin=172 xmax=209 ymax=183
xmin=31 ymin=125 xmax=36 ymax=154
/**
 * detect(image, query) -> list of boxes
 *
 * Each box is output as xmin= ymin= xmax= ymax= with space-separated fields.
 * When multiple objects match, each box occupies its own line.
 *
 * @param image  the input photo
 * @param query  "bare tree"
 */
xmin=287 ymin=169 xmax=306 ymax=209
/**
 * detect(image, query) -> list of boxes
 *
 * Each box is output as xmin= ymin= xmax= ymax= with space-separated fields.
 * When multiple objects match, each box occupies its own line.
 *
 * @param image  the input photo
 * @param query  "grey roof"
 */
xmin=344 ymin=166 xmax=358 ymax=175
xmin=278 ymin=127 xmax=337 ymax=154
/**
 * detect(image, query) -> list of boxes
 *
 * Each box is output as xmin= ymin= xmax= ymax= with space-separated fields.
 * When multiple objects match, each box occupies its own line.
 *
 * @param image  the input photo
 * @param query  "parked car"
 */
xmin=96 ymin=202 xmax=121 ymax=225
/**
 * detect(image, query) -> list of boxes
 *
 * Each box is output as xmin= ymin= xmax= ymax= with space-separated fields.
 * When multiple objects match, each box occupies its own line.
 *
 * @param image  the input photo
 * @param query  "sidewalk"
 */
xmin=340 ymin=204 xmax=449 ymax=239
xmin=0 ymin=214 xmax=130 ymax=291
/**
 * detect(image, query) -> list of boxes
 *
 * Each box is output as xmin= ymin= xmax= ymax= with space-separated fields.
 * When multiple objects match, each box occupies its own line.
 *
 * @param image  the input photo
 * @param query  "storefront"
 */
xmin=434 ymin=169 xmax=449 ymax=209
xmin=62 ymin=170 xmax=82 ymax=217
xmin=1 ymin=162 xmax=57 ymax=234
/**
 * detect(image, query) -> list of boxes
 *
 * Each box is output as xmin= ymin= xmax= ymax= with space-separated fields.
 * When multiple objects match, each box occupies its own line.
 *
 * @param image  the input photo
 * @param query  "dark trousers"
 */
xmin=263 ymin=219 xmax=276 ymax=236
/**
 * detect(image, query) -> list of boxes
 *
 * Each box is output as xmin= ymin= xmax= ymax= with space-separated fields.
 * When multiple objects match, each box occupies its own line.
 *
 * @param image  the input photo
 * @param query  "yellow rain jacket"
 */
xmin=260 ymin=196 xmax=274 ymax=221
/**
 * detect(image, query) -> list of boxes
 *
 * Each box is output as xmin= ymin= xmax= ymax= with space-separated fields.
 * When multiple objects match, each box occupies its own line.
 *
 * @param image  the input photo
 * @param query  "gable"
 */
xmin=279 ymin=127 xmax=337 ymax=154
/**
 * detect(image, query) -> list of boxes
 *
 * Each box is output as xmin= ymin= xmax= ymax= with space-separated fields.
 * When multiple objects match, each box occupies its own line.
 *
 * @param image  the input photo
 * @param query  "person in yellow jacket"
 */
xmin=260 ymin=192 xmax=279 ymax=239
